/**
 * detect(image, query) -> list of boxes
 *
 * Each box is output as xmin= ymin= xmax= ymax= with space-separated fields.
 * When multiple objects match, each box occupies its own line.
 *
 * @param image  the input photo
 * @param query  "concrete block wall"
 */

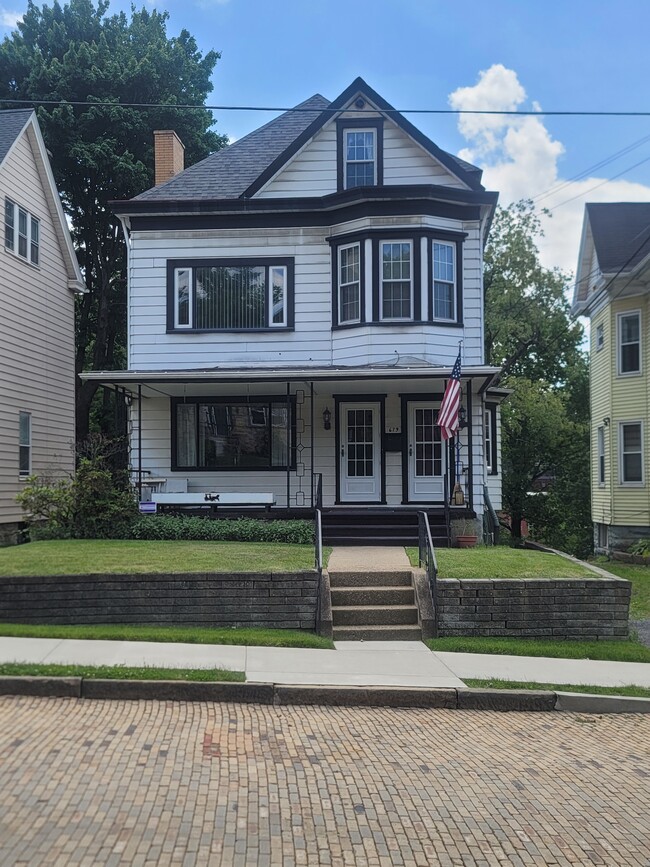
xmin=0 ymin=572 xmax=319 ymax=630
xmin=436 ymin=578 xmax=631 ymax=639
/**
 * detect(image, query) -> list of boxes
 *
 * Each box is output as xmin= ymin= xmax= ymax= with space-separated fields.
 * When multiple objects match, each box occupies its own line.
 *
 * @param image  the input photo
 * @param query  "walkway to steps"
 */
xmin=328 ymin=546 xmax=422 ymax=641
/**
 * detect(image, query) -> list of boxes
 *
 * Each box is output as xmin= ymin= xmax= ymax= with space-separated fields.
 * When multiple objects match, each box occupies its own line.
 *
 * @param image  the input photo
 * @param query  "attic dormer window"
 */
xmin=345 ymin=130 xmax=376 ymax=188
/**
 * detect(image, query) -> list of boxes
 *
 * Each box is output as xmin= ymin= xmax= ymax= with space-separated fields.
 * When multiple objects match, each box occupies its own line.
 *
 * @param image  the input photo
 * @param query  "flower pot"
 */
xmin=456 ymin=534 xmax=478 ymax=548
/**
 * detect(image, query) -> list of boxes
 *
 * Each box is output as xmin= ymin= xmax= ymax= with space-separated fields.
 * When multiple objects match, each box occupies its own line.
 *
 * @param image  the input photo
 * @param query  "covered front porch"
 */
xmin=83 ymin=363 xmax=501 ymax=535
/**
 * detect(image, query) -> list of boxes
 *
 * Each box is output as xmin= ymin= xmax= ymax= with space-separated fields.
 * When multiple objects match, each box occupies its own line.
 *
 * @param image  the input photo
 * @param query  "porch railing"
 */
xmin=315 ymin=507 xmax=323 ymax=632
xmin=443 ymin=475 xmax=451 ymax=546
xmin=418 ymin=510 xmax=438 ymax=638
xmin=483 ymin=484 xmax=500 ymax=546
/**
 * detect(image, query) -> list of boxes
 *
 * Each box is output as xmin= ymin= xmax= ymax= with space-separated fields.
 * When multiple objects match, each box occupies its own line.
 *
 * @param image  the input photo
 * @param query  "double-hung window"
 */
xmin=617 ymin=311 xmax=641 ymax=375
xmin=338 ymin=243 xmax=361 ymax=324
xmin=344 ymin=130 xmax=376 ymax=189
xmin=619 ymin=421 xmax=643 ymax=484
xmin=597 ymin=425 xmax=605 ymax=486
xmin=170 ymin=259 xmax=293 ymax=331
xmin=595 ymin=323 xmax=604 ymax=351
xmin=19 ymin=411 xmax=31 ymax=477
xmin=432 ymin=241 xmax=456 ymax=321
xmin=380 ymin=241 xmax=412 ymax=320
xmin=4 ymin=198 xmax=39 ymax=265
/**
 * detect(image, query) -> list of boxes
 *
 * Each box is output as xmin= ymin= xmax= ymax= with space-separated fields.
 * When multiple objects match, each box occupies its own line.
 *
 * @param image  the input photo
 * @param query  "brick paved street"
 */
xmin=0 ymin=697 xmax=648 ymax=866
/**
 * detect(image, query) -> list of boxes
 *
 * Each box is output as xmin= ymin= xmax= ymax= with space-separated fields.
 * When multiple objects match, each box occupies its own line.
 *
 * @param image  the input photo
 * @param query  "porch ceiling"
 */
xmin=80 ymin=365 xmax=501 ymax=399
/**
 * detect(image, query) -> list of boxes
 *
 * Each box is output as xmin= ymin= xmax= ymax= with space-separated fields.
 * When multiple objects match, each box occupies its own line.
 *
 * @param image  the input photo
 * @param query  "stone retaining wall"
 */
xmin=436 ymin=578 xmax=631 ymax=639
xmin=0 ymin=572 xmax=319 ymax=630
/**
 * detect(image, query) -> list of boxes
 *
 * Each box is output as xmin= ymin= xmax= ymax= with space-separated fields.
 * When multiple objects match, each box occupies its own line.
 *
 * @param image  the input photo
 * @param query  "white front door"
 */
xmin=407 ymin=402 xmax=445 ymax=502
xmin=339 ymin=403 xmax=382 ymax=503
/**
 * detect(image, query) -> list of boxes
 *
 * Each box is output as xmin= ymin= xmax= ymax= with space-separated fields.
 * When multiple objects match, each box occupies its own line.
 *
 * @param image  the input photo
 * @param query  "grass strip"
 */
xmin=0 ymin=663 xmax=244 ymax=682
xmin=427 ymin=636 xmax=650 ymax=663
xmin=590 ymin=557 xmax=650 ymax=620
xmin=463 ymin=678 xmax=650 ymax=699
xmin=0 ymin=623 xmax=334 ymax=649
xmin=406 ymin=546 xmax=594 ymax=579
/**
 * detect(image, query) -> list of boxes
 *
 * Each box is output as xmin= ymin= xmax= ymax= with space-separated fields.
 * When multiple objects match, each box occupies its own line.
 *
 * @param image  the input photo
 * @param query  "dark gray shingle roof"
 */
xmin=587 ymin=202 xmax=650 ymax=273
xmin=135 ymin=95 xmax=330 ymax=201
xmin=0 ymin=109 xmax=33 ymax=166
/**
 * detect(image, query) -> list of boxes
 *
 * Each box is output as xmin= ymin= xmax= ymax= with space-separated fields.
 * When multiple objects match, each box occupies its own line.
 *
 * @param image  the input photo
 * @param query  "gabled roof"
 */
xmin=134 ymin=77 xmax=484 ymax=202
xmin=586 ymin=202 xmax=650 ymax=273
xmin=0 ymin=109 xmax=33 ymax=167
xmin=0 ymin=108 xmax=85 ymax=293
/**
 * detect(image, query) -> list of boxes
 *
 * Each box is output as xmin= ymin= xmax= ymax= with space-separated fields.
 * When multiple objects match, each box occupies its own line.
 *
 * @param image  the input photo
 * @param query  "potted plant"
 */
xmin=455 ymin=519 xmax=478 ymax=548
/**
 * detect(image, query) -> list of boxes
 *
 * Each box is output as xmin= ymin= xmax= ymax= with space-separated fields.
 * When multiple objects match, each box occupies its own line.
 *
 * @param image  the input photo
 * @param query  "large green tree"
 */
xmin=484 ymin=201 xmax=591 ymax=555
xmin=0 ymin=0 xmax=226 ymax=438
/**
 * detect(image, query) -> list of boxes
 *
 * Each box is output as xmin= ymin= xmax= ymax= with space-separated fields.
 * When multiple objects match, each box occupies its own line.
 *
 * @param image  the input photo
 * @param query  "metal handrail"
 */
xmin=483 ymin=484 xmax=500 ymax=546
xmin=314 ymin=472 xmax=323 ymax=511
xmin=418 ymin=510 xmax=438 ymax=638
xmin=443 ymin=475 xmax=451 ymax=546
xmin=315 ymin=507 xmax=323 ymax=632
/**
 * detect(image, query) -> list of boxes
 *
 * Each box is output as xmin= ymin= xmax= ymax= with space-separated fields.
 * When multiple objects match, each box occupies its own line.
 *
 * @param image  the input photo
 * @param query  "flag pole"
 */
xmin=452 ymin=340 xmax=464 ymax=507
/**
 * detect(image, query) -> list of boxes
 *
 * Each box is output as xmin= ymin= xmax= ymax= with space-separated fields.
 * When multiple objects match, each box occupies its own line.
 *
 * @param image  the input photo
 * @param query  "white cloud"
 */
xmin=449 ymin=64 xmax=650 ymax=276
xmin=0 ymin=8 xmax=22 ymax=27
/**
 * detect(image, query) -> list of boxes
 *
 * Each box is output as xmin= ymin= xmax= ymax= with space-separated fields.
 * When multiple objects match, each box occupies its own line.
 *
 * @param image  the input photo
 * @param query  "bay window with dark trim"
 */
xmin=172 ymin=397 xmax=296 ymax=471
xmin=167 ymin=258 xmax=294 ymax=332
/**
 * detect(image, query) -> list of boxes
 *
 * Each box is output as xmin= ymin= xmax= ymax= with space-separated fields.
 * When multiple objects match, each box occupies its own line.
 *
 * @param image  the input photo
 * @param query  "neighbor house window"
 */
xmin=597 ymin=425 xmax=605 ymax=486
xmin=173 ymin=398 xmax=295 ymax=471
xmin=380 ymin=241 xmax=412 ymax=320
xmin=338 ymin=243 xmax=361 ymax=324
xmin=596 ymin=323 xmax=604 ymax=351
xmin=19 ymin=411 xmax=31 ymax=477
xmin=169 ymin=259 xmax=293 ymax=332
xmin=619 ymin=421 xmax=643 ymax=484
xmin=484 ymin=404 xmax=497 ymax=475
xmin=432 ymin=241 xmax=456 ymax=321
xmin=4 ymin=198 xmax=39 ymax=265
xmin=617 ymin=311 xmax=641 ymax=375
xmin=344 ymin=130 xmax=376 ymax=189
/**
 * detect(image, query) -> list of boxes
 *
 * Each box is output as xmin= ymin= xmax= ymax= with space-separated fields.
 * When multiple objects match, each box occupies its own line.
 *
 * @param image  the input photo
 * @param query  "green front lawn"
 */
xmin=463 ymin=678 xmax=650 ymax=698
xmin=427 ymin=636 xmax=650 ymax=663
xmin=592 ymin=558 xmax=650 ymax=619
xmin=0 ymin=623 xmax=333 ymax=649
xmin=406 ymin=546 xmax=594 ymax=580
xmin=0 ymin=663 xmax=244 ymax=681
xmin=0 ymin=539 xmax=318 ymax=576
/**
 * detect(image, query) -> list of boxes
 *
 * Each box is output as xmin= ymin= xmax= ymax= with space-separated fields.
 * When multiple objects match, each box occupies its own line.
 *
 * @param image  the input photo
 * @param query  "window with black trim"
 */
xmin=619 ymin=421 xmax=643 ymax=485
xmin=19 ymin=411 xmax=31 ymax=477
xmin=380 ymin=241 xmax=412 ymax=320
xmin=338 ymin=243 xmax=361 ymax=324
xmin=344 ymin=130 xmax=376 ymax=189
xmin=597 ymin=425 xmax=605 ymax=486
xmin=617 ymin=311 xmax=641 ymax=375
xmin=5 ymin=198 xmax=39 ymax=265
xmin=168 ymin=258 xmax=294 ymax=332
xmin=173 ymin=398 xmax=295 ymax=471
xmin=484 ymin=404 xmax=497 ymax=475
xmin=432 ymin=241 xmax=456 ymax=321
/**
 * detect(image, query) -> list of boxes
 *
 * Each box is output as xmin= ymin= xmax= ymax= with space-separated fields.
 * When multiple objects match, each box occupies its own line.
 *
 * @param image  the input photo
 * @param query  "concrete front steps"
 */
xmin=330 ymin=570 xmax=422 ymax=641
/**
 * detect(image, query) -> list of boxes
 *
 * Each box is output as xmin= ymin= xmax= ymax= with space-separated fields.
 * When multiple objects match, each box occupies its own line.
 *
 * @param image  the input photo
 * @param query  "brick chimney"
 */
xmin=153 ymin=130 xmax=185 ymax=186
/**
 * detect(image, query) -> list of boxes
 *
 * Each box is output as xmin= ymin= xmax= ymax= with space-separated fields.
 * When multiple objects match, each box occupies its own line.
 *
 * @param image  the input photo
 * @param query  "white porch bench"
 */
xmin=151 ymin=492 xmax=276 ymax=512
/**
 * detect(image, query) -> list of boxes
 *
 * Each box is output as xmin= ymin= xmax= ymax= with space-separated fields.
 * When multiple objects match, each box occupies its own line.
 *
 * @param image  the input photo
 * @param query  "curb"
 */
xmin=1 ymin=676 xmax=649 ymax=713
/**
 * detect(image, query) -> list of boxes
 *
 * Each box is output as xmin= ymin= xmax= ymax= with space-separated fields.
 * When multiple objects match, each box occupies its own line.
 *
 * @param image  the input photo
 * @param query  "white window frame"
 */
xmin=19 ymin=411 xmax=31 ymax=478
xmin=595 ymin=323 xmax=604 ymax=352
xmin=484 ymin=409 xmax=493 ymax=473
xmin=344 ymin=128 xmax=377 ymax=190
xmin=174 ymin=267 xmax=193 ymax=329
xmin=597 ymin=425 xmax=605 ymax=487
xmin=4 ymin=198 xmax=39 ymax=266
xmin=379 ymin=240 xmax=413 ymax=322
xmin=432 ymin=240 xmax=457 ymax=322
xmin=269 ymin=265 xmax=287 ymax=328
xmin=619 ymin=420 xmax=644 ymax=486
xmin=617 ymin=310 xmax=641 ymax=376
xmin=338 ymin=242 xmax=361 ymax=325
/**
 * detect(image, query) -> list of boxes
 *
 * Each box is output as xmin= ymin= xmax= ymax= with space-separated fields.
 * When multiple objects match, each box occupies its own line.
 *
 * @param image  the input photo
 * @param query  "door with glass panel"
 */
xmin=407 ymin=402 xmax=445 ymax=501
xmin=339 ymin=403 xmax=381 ymax=503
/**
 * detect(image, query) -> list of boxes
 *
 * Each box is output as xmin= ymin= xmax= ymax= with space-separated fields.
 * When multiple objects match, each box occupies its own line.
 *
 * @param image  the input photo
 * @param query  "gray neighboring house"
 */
xmin=0 ymin=109 xmax=85 ymax=545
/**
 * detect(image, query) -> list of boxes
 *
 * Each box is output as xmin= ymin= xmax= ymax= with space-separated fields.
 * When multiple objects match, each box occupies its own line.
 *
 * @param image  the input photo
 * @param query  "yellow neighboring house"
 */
xmin=573 ymin=202 xmax=650 ymax=552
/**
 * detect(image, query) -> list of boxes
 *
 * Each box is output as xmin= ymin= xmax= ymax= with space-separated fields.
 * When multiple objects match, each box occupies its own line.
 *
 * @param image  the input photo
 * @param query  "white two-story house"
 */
xmin=83 ymin=78 xmax=503 ymax=544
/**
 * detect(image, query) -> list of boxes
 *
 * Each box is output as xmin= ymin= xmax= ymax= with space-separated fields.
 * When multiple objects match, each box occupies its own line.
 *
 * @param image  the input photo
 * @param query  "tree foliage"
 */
xmin=484 ymin=201 xmax=591 ymax=556
xmin=0 ymin=0 xmax=226 ymax=437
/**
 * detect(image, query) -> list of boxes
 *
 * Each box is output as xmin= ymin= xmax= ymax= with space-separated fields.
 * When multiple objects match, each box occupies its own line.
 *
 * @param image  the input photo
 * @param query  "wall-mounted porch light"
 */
xmin=459 ymin=405 xmax=468 ymax=429
xmin=323 ymin=407 xmax=332 ymax=430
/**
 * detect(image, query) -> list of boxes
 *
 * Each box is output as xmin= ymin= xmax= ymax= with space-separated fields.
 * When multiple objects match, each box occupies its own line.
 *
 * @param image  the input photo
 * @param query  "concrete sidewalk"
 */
xmin=0 ymin=636 xmax=649 ymax=688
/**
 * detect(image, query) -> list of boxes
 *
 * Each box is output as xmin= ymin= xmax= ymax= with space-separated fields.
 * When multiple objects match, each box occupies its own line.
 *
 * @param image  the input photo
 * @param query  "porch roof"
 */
xmin=81 ymin=364 xmax=501 ymax=398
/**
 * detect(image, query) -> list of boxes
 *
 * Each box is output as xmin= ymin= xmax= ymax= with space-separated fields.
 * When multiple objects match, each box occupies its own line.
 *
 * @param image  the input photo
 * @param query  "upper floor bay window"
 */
xmin=338 ymin=243 xmax=361 ymax=324
xmin=169 ymin=258 xmax=294 ymax=332
xmin=4 ymin=198 xmax=39 ymax=266
xmin=617 ymin=311 xmax=641 ymax=375
xmin=380 ymin=241 xmax=412 ymax=320
xmin=619 ymin=421 xmax=644 ymax=485
xmin=432 ymin=241 xmax=456 ymax=321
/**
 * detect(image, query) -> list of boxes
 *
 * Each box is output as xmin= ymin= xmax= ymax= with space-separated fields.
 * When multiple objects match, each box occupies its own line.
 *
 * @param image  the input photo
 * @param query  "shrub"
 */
xmin=127 ymin=515 xmax=314 ymax=545
xmin=628 ymin=539 xmax=650 ymax=557
xmin=16 ymin=476 xmax=74 ymax=537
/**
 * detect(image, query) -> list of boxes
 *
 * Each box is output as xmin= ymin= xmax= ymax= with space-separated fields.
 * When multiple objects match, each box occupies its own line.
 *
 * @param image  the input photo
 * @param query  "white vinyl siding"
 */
xmin=619 ymin=421 xmax=643 ymax=485
xmin=617 ymin=310 xmax=641 ymax=375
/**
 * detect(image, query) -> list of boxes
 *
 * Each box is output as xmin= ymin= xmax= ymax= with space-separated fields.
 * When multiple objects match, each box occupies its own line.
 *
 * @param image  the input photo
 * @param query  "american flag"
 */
xmin=437 ymin=349 xmax=462 ymax=441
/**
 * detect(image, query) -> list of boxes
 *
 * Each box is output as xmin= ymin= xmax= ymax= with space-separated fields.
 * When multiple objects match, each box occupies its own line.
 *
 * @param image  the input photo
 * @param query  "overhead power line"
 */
xmin=2 ymin=97 xmax=650 ymax=117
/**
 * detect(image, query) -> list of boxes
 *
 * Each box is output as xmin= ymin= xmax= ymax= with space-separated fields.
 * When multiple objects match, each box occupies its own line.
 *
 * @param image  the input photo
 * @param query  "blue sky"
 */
xmin=2 ymin=0 xmax=649 ymax=272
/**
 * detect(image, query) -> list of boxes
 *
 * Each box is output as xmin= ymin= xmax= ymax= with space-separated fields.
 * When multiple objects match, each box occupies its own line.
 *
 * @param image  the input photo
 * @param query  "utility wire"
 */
xmin=546 ymin=154 xmax=650 ymax=213
xmin=2 ymin=96 xmax=650 ymax=116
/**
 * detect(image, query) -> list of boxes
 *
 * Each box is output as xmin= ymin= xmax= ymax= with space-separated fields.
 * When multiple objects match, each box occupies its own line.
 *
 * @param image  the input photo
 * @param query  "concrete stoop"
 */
xmin=330 ymin=569 xmax=422 ymax=641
